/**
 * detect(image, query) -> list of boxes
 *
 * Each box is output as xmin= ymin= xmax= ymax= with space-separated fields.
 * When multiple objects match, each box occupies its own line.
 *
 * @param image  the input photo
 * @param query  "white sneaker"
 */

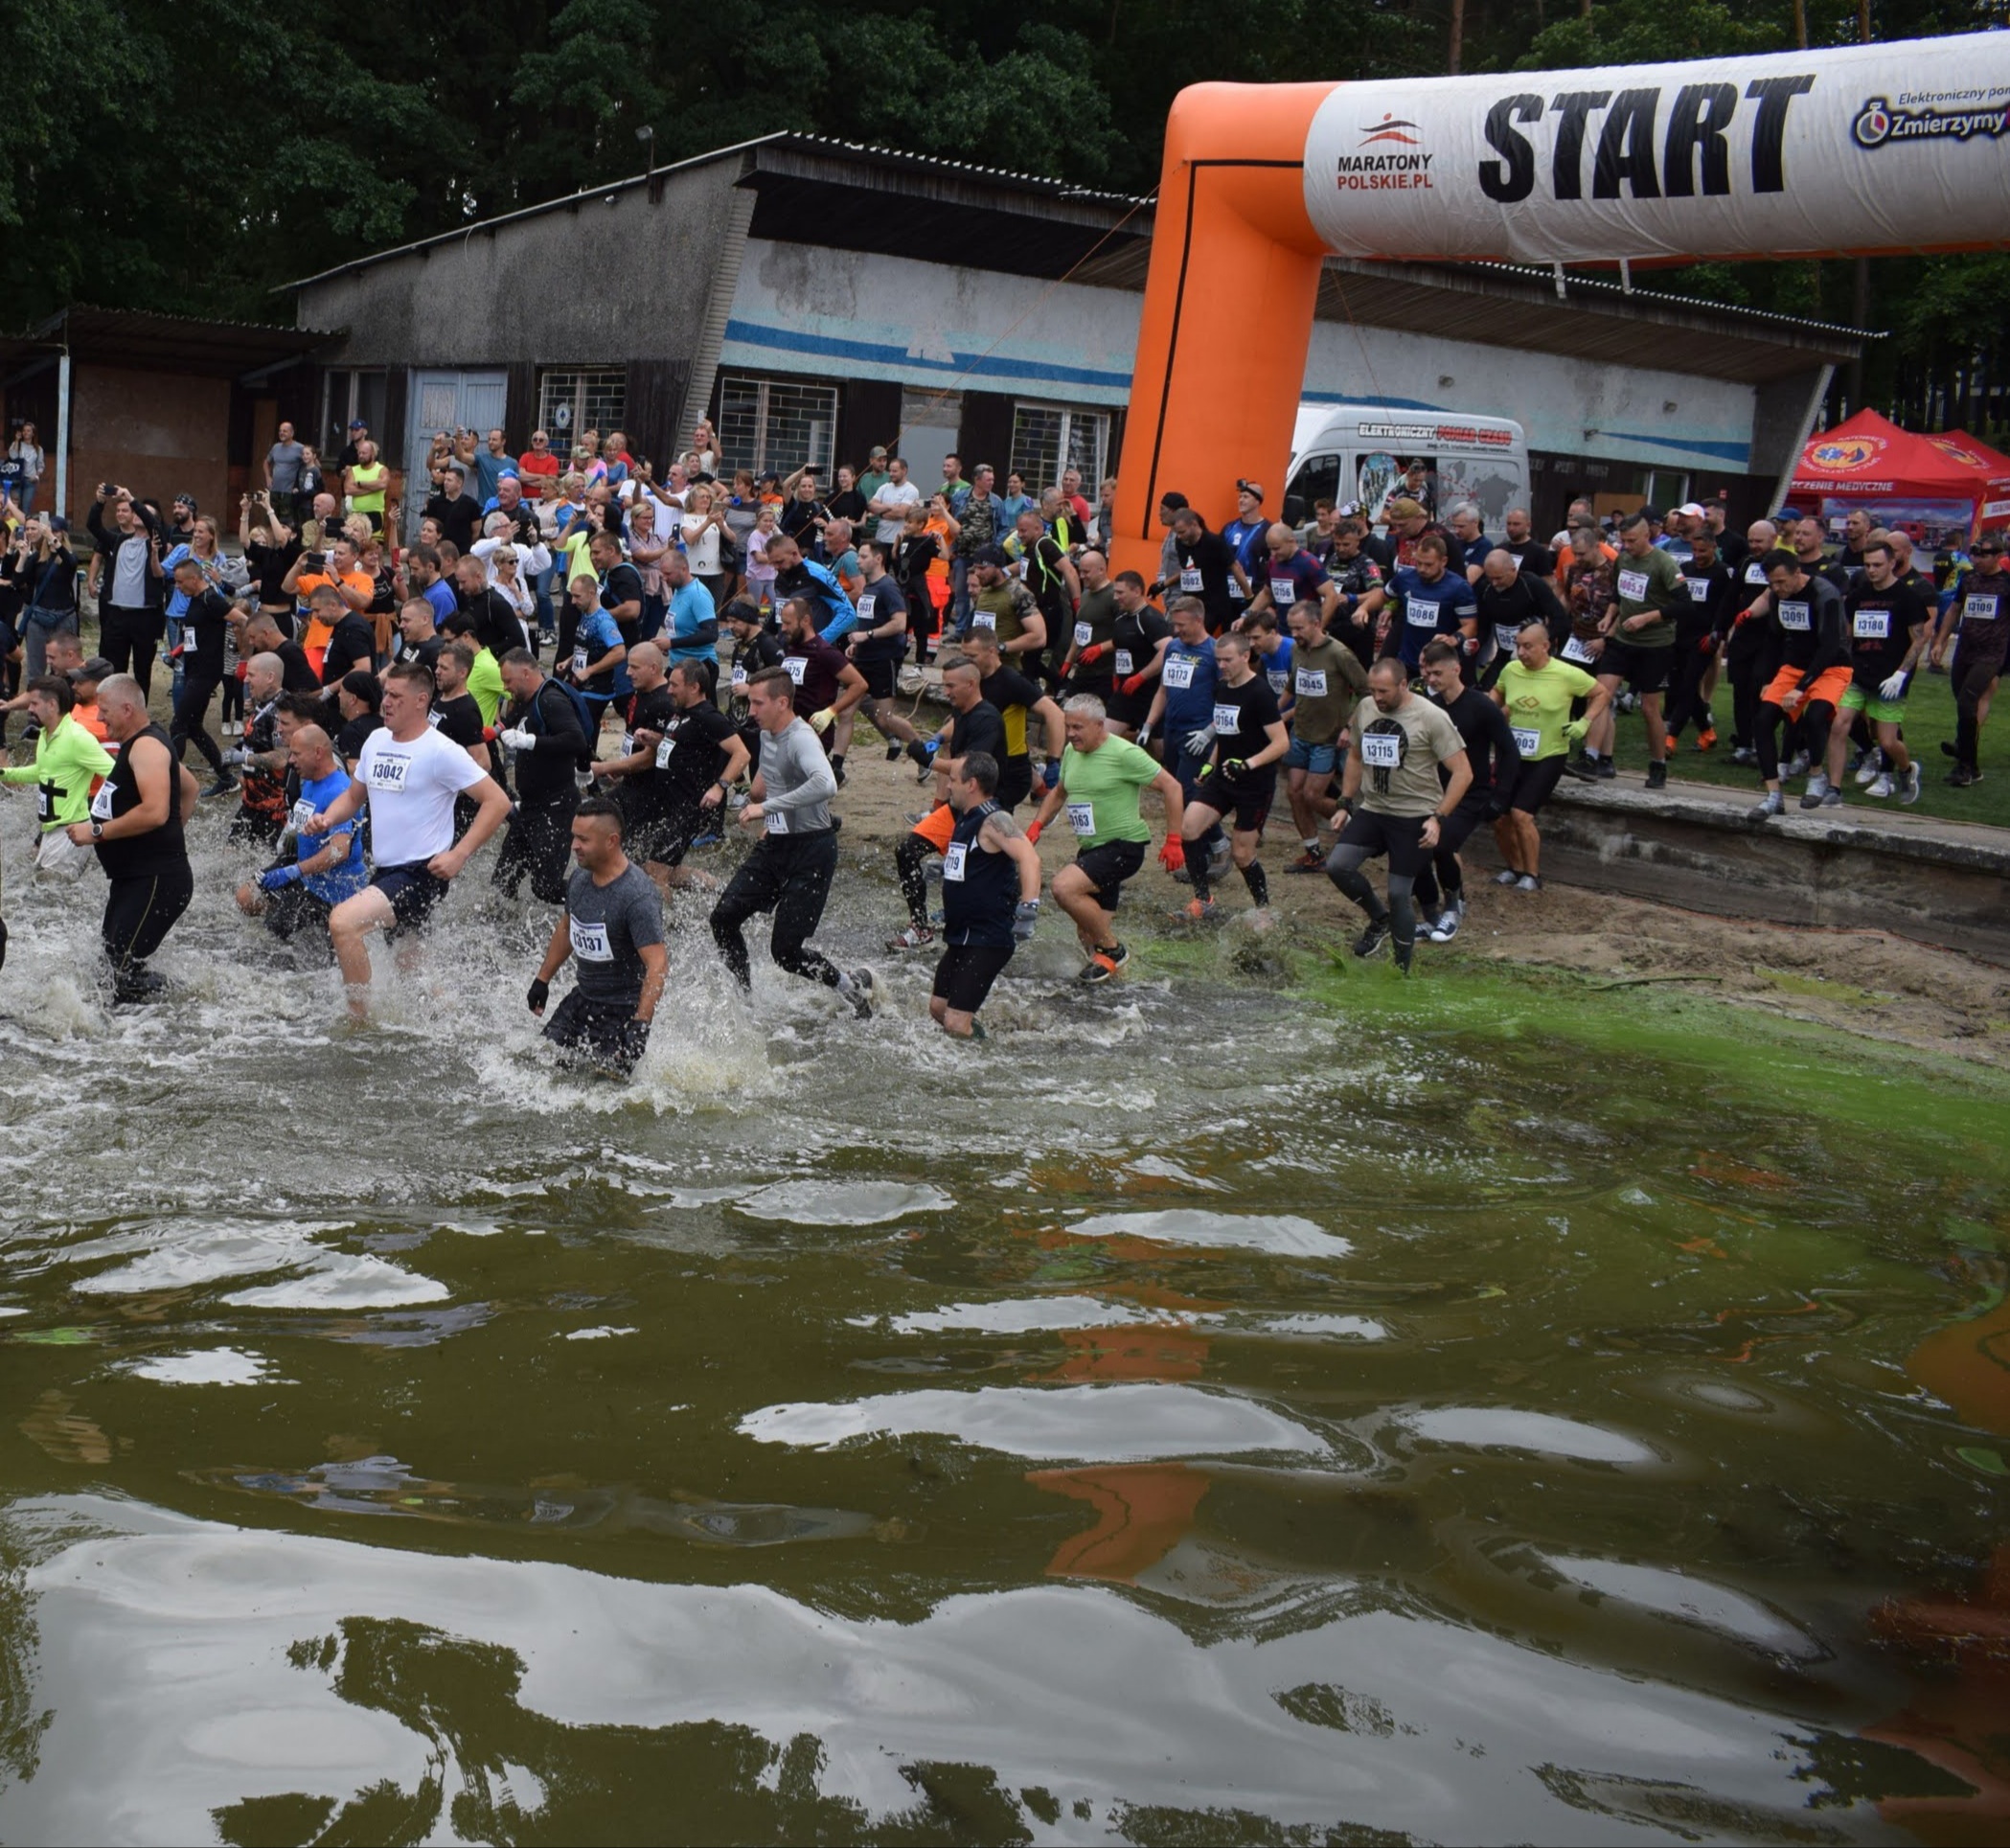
xmin=1900 ymin=763 xmax=1923 ymax=806
xmin=1865 ymin=772 xmax=1894 ymax=798
xmin=1854 ymin=759 xmax=1883 ymax=787
xmin=1797 ymin=772 xmax=1833 ymax=809
xmin=1427 ymin=909 xmax=1461 ymax=943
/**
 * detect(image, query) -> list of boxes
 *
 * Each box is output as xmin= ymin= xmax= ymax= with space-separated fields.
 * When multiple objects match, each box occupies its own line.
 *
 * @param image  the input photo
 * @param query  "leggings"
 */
xmin=1663 ymin=635 xmax=1714 ymax=738
xmin=103 ymin=864 xmax=194 ymax=991
xmin=895 ymin=833 xmax=933 ymax=929
xmin=1756 ymin=698 xmax=1835 ymax=781
xmin=709 ymin=829 xmax=842 ymax=990
xmin=220 ymin=671 xmax=244 ymax=724
xmin=1324 ymin=843 xmax=1418 ymax=952
xmin=100 ymin=605 xmax=163 ymax=701
xmin=1724 ymin=626 xmax=1767 ymax=750
xmin=170 ymin=672 xmax=228 ymax=775
xmin=1954 ymin=652 xmax=2001 ymax=770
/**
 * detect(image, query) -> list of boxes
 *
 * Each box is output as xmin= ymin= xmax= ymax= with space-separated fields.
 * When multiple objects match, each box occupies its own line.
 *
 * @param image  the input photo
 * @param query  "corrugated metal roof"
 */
xmin=0 ymin=305 xmax=337 ymax=380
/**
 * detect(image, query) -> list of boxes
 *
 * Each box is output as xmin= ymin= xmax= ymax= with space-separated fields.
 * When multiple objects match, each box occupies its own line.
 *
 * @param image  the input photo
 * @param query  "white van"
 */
xmin=1283 ymin=403 xmax=1531 ymax=532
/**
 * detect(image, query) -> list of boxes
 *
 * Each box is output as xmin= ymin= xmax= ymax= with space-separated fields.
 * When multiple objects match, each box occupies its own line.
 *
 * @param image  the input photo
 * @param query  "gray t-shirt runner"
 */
xmin=758 ymin=718 xmax=836 ymax=835
xmin=268 ymin=440 xmax=305 ymax=492
xmin=564 ymin=861 xmax=665 ymax=1009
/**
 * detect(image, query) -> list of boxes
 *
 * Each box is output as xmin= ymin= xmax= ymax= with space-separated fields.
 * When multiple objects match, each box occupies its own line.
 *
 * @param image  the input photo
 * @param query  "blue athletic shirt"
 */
xmin=1389 ymin=566 xmax=1478 ymax=668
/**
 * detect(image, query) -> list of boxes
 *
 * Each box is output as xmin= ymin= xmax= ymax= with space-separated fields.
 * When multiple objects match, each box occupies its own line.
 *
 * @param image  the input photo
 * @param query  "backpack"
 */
xmin=533 ymin=676 xmax=598 ymax=770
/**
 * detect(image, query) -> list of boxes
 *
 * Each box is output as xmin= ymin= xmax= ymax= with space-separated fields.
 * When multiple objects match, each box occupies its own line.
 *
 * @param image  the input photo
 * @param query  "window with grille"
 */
xmin=538 ymin=368 xmax=628 ymax=457
xmin=719 ymin=376 xmax=837 ymax=479
xmin=1009 ymin=402 xmax=1108 ymax=494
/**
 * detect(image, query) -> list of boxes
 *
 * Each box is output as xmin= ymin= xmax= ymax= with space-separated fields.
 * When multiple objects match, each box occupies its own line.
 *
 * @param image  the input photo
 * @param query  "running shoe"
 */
xmin=1494 ymin=868 xmax=1522 ymax=886
xmin=1783 ymin=750 xmax=1812 ymax=781
xmin=1865 ymin=772 xmax=1895 ymax=799
xmin=1593 ymin=758 xmax=1616 ymax=780
xmin=833 ymin=759 xmax=847 ymax=787
xmin=1695 ymin=728 xmax=1717 ymax=751
xmin=885 ymin=742 xmax=902 ymax=763
xmin=1752 ymin=790 xmax=1785 ymax=818
xmin=1728 ymin=746 xmax=1758 ymax=767
xmin=1426 ymin=909 xmax=1461 ymax=944
xmin=1797 ymin=772 xmax=1833 ymax=810
xmin=1171 ymin=898 xmax=1221 ymax=924
xmin=1283 ymin=849 xmax=1325 ymax=874
xmin=1644 ymin=760 xmax=1667 ymax=790
xmin=1561 ymin=754 xmax=1597 ymax=782
xmin=202 ymin=775 xmax=239 ymax=799
xmin=1854 ymin=757 xmax=1884 ymax=787
xmin=1948 ymin=765 xmax=1982 ymax=787
xmin=1900 ymin=764 xmax=1923 ymax=805
xmin=1846 ymin=745 xmax=1873 ymax=776
xmin=1814 ymin=787 xmax=1843 ymax=809
xmin=1206 ymin=839 xmax=1232 ymax=876
xmin=886 ymin=925 xmax=935 ymax=951
xmin=1079 ymin=942 xmax=1129 ymax=984
xmin=1514 ymin=874 xmax=1542 ymax=892
xmin=1352 ymin=918 xmax=1390 ymax=959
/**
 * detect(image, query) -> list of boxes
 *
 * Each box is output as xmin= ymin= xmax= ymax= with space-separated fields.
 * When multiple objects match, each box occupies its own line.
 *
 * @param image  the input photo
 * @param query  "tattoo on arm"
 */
xmin=981 ymin=810 xmax=1022 ymax=845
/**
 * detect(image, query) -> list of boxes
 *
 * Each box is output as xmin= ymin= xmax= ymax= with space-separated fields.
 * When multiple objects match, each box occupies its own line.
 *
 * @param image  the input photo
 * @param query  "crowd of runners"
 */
xmin=0 ymin=425 xmax=2002 ymax=1073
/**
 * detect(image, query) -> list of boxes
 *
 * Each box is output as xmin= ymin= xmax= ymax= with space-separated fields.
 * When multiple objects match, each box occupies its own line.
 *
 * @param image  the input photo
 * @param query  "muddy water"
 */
xmin=0 ymin=811 xmax=2005 ymax=1844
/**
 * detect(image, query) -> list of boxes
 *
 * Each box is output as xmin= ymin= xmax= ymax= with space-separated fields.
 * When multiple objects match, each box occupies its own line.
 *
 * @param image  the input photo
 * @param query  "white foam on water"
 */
xmin=1206 ymin=1312 xmax=1388 ymax=1342
xmin=562 ymin=1326 xmax=638 ymax=1341
xmin=1398 ymin=1406 xmax=1662 ymax=1468
xmin=1536 ymin=1555 xmax=1825 ymax=1659
xmin=736 ymin=1180 xmax=952 ymax=1227
xmin=1067 ymin=1209 xmax=1353 ymax=1258
xmin=223 ymin=1251 xmax=449 ymax=1311
xmin=124 ymin=1347 xmax=273 ymax=1387
xmin=873 ymin=1296 xmax=1180 ymax=1336
xmin=69 ymin=1221 xmax=352 ymax=1296
xmin=738 ymin=1382 xmax=1330 ymax=1462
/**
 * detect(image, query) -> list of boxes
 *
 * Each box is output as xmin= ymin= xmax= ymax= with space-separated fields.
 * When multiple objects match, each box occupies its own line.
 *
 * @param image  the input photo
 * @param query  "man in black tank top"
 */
xmin=65 ymin=673 xmax=197 ymax=1002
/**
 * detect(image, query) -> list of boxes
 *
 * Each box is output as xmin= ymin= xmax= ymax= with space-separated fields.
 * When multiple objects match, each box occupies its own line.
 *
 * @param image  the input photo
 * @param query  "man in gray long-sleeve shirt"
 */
xmin=709 ymin=667 xmax=877 ymax=1015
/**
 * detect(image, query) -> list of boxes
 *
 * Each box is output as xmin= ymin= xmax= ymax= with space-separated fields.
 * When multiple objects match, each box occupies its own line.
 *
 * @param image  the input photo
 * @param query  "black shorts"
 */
xmin=1436 ymin=797 xmax=1489 ymax=856
xmin=1505 ymin=756 xmax=1568 ymax=817
xmin=1198 ymin=774 xmax=1272 ymax=834
xmin=630 ymin=803 xmax=708 ymax=868
xmin=261 ymin=879 xmax=332 ymax=942
xmin=542 ymin=988 xmax=639 ymax=1066
xmin=995 ymin=761 xmax=1034 ymax=813
xmin=931 ymin=941 xmax=1014 ymax=1015
xmin=1105 ymin=684 xmax=1152 ymax=729
xmin=373 ymin=862 xmax=450 ymax=930
xmin=1605 ymin=641 xmax=1671 ymax=696
xmin=857 ymin=653 xmax=901 ymax=701
xmin=1074 ymin=837 xmax=1147 ymax=912
xmin=1335 ymin=808 xmax=1432 ymax=879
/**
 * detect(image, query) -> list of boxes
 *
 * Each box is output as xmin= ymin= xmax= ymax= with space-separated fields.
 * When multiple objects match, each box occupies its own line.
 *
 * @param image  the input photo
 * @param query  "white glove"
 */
xmin=1878 ymin=671 xmax=1909 ymax=702
xmin=1136 ymin=727 xmax=1153 ymax=751
xmin=498 ymin=727 xmax=535 ymax=751
xmin=1181 ymin=725 xmax=1216 ymax=759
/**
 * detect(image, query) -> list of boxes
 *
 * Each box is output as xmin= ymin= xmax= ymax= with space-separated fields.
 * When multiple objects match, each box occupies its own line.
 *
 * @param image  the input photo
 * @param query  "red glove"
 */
xmin=1699 ymin=633 xmax=1716 ymax=655
xmin=1159 ymin=836 xmax=1186 ymax=873
xmin=1080 ymin=642 xmax=1106 ymax=666
xmin=1025 ymin=818 xmax=1043 ymax=846
xmin=1120 ymin=673 xmax=1147 ymax=696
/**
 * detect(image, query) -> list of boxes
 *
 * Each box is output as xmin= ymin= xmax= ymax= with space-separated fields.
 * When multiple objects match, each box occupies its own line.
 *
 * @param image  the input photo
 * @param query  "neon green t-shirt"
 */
xmin=1 ymin=712 xmax=115 ymax=831
xmin=1057 ymin=734 xmax=1159 ymax=848
xmin=468 ymin=649 xmax=506 ymax=727
xmin=1494 ymin=658 xmax=1598 ymax=762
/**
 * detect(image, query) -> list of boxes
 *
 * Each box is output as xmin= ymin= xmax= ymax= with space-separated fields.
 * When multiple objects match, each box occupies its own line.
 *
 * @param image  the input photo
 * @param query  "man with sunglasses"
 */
xmin=517 ymin=429 xmax=560 ymax=500
xmin=1946 ymin=534 xmax=2009 ymax=788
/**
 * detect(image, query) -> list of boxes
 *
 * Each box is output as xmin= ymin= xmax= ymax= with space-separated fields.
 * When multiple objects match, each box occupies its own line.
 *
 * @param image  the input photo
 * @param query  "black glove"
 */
xmin=612 ymin=1017 xmax=651 ymax=1073
xmin=1220 ymin=758 xmax=1248 ymax=778
xmin=527 ymin=976 xmax=550 ymax=1015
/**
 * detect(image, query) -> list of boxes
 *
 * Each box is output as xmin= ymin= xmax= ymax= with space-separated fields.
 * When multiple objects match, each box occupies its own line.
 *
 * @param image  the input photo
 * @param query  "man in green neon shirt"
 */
xmin=1 ymin=673 xmax=115 ymax=879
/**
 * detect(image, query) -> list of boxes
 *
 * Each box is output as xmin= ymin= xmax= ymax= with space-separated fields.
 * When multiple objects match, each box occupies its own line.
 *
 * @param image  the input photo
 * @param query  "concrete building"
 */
xmin=284 ymin=134 xmax=1868 ymax=536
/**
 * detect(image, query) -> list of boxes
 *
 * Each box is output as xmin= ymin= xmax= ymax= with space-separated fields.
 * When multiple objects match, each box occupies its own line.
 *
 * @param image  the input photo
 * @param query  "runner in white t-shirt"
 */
xmin=299 ymin=660 xmax=513 ymax=1016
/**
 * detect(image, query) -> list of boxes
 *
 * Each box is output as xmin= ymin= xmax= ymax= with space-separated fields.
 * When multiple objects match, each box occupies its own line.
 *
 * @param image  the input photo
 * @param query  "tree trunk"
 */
xmin=1793 ymin=0 xmax=1808 ymax=48
xmin=1449 ymin=0 xmax=1466 ymax=72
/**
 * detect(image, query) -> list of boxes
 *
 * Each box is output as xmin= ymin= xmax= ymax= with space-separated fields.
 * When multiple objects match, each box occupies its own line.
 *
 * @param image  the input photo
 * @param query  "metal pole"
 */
xmin=55 ymin=346 xmax=72 ymax=521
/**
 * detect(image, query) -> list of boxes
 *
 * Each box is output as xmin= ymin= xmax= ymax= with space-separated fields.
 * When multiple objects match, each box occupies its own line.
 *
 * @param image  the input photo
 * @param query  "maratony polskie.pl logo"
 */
xmin=1852 ymin=94 xmax=2010 ymax=148
xmin=1336 ymin=114 xmax=1433 ymax=189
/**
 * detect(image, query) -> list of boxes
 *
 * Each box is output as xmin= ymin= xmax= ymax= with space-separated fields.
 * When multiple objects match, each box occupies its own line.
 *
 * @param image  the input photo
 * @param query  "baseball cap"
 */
xmin=71 ymin=655 xmax=114 ymax=681
xmin=870 ymin=445 xmax=889 ymax=459
xmin=973 ymin=543 xmax=1010 ymax=568
xmin=1236 ymin=479 xmax=1265 ymax=500
xmin=1677 ymin=501 xmax=1705 ymax=518
xmin=348 ymin=419 xmax=367 ymax=430
xmin=1387 ymin=496 xmax=1427 ymax=521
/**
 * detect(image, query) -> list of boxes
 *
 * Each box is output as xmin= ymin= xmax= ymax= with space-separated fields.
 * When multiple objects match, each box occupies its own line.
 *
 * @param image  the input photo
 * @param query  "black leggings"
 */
xmin=103 ymin=864 xmax=194 ymax=989
xmin=101 ymin=605 xmax=163 ymax=701
xmin=170 ymin=672 xmax=227 ymax=775
xmin=710 ymin=829 xmax=842 ymax=989
xmin=1954 ymin=652 xmax=2000 ymax=770
xmin=1410 ymin=801 xmax=1488 ymax=915
xmin=1664 ymin=635 xmax=1715 ymax=739
xmin=1724 ymin=625 xmax=1767 ymax=750
xmin=1756 ymin=698 xmax=1835 ymax=781
xmin=1325 ymin=843 xmax=1418 ymax=950
xmin=895 ymin=833 xmax=933 ymax=929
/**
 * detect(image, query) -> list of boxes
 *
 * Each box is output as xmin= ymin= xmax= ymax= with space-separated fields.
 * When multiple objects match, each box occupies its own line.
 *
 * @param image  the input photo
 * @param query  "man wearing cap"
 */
xmin=69 ymin=655 xmax=115 ymax=742
xmin=858 ymin=446 xmax=892 ymax=509
xmin=949 ymin=464 xmax=999 ymax=628
xmin=964 ymin=545 xmax=1044 ymax=662
xmin=1222 ymin=481 xmax=1268 ymax=612
xmin=338 ymin=421 xmax=369 ymax=472
xmin=1656 ymin=503 xmax=1704 ymax=566
xmin=1384 ymin=498 xmax=1461 ymax=577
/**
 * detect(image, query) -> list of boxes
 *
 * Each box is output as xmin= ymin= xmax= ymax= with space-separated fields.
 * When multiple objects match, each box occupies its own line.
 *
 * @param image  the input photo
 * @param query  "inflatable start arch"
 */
xmin=1108 ymin=32 xmax=2010 ymax=579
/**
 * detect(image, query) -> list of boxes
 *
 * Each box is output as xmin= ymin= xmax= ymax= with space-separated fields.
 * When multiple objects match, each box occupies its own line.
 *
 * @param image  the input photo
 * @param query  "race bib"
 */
xmin=857 ymin=593 xmax=876 ymax=623
xmin=569 ymin=917 xmax=611 ymax=961
xmin=288 ymin=799 xmax=317 ymax=835
xmin=1295 ymin=667 xmax=1328 ymax=697
xmin=1964 ymin=593 xmax=2000 ymax=622
xmin=971 ymin=610 xmax=997 ymax=631
xmin=731 ymin=664 xmax=748 ymax=687
xmin=1114 ymin=649 xmax=1133 ymax=676
xmin=571 ymin=648 xmax=589 ymax=675
xmin=655 ymin=736 xmax=674 ymax=769
xmin=1853 ymin=609 xmax=1891 ymax=640
xmin=35 ymin=785 xmax=51 ymax=822
xmin=1406 ymin=602 xmax=1439 ymax=627
xmin=1178 ymin=567 xmax=1202 ymax=592
xmin=942 ymin=842 xmax=969 ymax=881
xmin=1685 ymin=578 xmax=1710 ymax=601
xmin=620 ymin=731 xmax=635 ymax=757
xmin=1777 ymin=600 xmax=1811 ymax=632
xmin=1212 ymin=701 xmax=1240 ymax=735
xmin=1066 ymin=800 xmax=1095 ymax=836
xmin=1073 ymin=622 xmax=1092 ymax=649
xmin=425 ymin=710 xmax=443 ymax=729
xmin=1014 ymin=559 xmax=1028 ymax=581
xmin=1563 ymin=635 xmax=1597 ymax=665
xmin=367 ymin=754 xmax=410 ymax=791
xmin=784 ymin=655 xmax=808 ymax=684
xmin=1269 ymin=577 xmax=1297 ymax=606
xmin=1163 ymin=656 xmax=1197 ymax=690
xmin=90 ymin=783 xmax=115 ymax=821
xmin=1494 ymin=623 xmax=1520 ymax=653
xmin=1268 ymin=669 xmax=1289 ymax=695
xmin=1359 ymin=732 xmax=1402 ymax=768
xmin=1617 ymin=568 xmax=1649 ymax=600
xmin=765 ymin=808 xmax=789 ymax=834
xmin=1745 ymin=560 xmax=1769 ymax=584
xmin=1511 ymin=725 xmax=1542 ymax=756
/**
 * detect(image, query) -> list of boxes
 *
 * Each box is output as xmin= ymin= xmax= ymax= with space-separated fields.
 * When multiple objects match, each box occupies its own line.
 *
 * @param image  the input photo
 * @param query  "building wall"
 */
xmin=295 ymin=160 xmax=743 ymax=368
xmin=71 ymin=365 xmax=230 ymax=519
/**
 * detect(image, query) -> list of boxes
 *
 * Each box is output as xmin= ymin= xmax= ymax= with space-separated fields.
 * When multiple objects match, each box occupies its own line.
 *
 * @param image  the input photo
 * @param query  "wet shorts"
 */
xmin=1333 ymin=807 xmax=1431 ymax=879
xmin=1073 ymin=837 xmax=1147 ymax=912
xmin=542 ymin=989 xmax=643 ymax=1071
xmin=910 ymin=803 xmax=957 ymax=854
xmin=1285 ymin=733 xmax=1338 ymax=777
xmin=1839 ymin=680 xmax=1905 ymax=724
xmin=1603 ymin=641 xmax=1670 ymax=696
xmin=372 ymin=862 xmax=450 ymax=931
xmin=630 ymin=803 xmax=709 ymax=869
xmin=931 ymin=942 xmax=1014 ymax=1015
xmin=1762 ymin=663 xmax=1852 ymax=712
xmin=1505 ymin=755 xmax=1568 ymax=817
xmin=260 ymin=878 xmax=334 ymax=942
xmin=1196 ymin=772 xmax=1272 ymax=835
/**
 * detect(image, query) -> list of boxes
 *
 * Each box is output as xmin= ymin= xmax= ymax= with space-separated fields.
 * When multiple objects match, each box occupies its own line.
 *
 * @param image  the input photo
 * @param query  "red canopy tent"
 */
xmin=1788 ymin=410 xmax=2010 ymax=553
